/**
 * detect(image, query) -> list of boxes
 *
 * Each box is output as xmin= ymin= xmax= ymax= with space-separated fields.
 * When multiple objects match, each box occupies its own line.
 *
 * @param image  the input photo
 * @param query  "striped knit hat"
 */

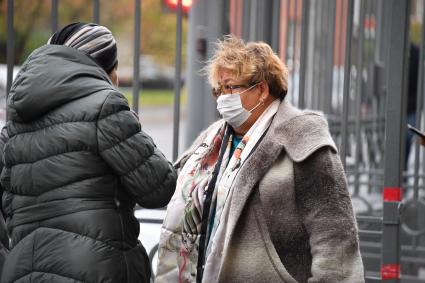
xmin=48 ymin=22 xmax=118 ymax=73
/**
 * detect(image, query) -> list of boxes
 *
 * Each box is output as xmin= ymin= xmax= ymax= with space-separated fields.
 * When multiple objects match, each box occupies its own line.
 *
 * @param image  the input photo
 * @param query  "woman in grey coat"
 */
xmin=0 ymin=23 xmax=177 ymax=282
xmin=156 ymin=35 xmax=364 ymax=283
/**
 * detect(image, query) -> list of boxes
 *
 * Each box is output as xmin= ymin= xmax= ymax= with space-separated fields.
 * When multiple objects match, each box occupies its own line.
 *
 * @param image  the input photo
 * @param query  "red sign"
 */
xmin=383 ymin=187 xmax=402 ymax=202
xmin=381 ymin=264 xmax=400 ymax=280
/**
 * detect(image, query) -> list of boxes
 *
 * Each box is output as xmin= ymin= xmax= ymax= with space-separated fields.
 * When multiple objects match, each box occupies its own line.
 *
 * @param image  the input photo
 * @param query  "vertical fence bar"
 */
xmin=324 ymin=0 xmax=336 ymax=114
xmin=255 ymin=1 xmax=266 ymax=42
xmin=313 ymin=0 xmax=322 ymax=109
xmin=133 ymin=0 xmax=141 ymax=114
xmin=285 ymin=0 xmax=291 ymax=98
xmin=367 ymin=0 xmax=377 ymax=194
xmin=51 ymin=0 xmax=58 ymax=34
xmin=335 ymin=0 xmax=344 ymax=113
xmin=278 ymin=0 xmax=286 ymax=61
xmin=354 ymin=0 xmax=366 ymax=197
xmin=242 ymin=0 xmax=251 ymax=40
xmin=291 ymin=0 xmax=297 ymax=103
xmin=248 ymin=0 xmax=258 ymax=41
xmin=375 ymin=0 xmax=384 ymax=63
xmin=93 ymin=0 xmax=100 ymax=24
xmin=298 ymin=0 xmax=309 ymax=108
xmin=365 ymin=0 xmax=374 ymax=64
xmin=6 ymin=0 xmax=14 ymax=99
xmin=294 ymin=0 xmax=301 ymax=105
xmin=317 ymin=0 xmax=326 ymax=110
xmin=271 ymin=0 xmax=280 ymax=53
xmin=172 ymin=0 xmax=183 ymax=161
xmin=412 ymin=1 xmax=425 ymax=199
xmin=293 ymin=0 xmax=298 ymax=64
xmin=381 ymin=0 xmax=410 ymax=281
xmin=340 ymin=0 xmax=354 ymax=169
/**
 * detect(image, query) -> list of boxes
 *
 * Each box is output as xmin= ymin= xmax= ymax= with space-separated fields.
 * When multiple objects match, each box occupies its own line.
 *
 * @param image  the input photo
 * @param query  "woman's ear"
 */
xmin=108 ymin=68 xmax=119 ymax=87
xmin=259 ymin=81 xmax=270 ymax=100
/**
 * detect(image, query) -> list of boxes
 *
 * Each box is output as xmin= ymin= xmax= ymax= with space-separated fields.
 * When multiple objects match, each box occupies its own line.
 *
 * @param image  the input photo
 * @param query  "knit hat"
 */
xmin=48 ymin=22 xmax=118 ymax=73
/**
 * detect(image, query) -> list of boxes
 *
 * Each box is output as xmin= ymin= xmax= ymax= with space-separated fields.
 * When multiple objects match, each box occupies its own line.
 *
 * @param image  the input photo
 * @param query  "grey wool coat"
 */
xmin=0 ymin=45 xmax=177 ymax=282
xmin=157 ymin=99 xmax=364 ymax=283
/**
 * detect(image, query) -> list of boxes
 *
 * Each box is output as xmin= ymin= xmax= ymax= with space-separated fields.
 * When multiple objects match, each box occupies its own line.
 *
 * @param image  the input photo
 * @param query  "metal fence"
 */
xmin=4 ymin=0 xmax=425 ymax=282
xmin=238 ymin=0 xmax=423 ymax=281
xmin=293 ymin=1 xmax=425 ymax=281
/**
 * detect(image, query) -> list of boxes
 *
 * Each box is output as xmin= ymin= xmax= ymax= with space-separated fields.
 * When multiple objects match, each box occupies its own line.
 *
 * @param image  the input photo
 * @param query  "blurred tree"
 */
xmin=0 ymin=0 xmax=51 ymax=64
xmin=0 ymin=0 xmax=187 ymax=67
xmin=140 ymin=0 xmax=187 ymax=66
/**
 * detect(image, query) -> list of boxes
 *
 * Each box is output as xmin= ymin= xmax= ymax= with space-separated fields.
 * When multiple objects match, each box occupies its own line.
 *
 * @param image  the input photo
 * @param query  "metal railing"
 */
xmin=292 ymin=0 xmax=423 ymax=281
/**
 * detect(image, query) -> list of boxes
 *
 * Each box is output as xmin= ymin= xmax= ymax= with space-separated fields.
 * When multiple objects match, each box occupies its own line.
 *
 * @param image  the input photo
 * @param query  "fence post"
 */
xmin=172 ymin=0 xmax=183 ymax=161
xmin=51 ymin=0 xmax=58 ymax=33
xmin=340 ymin=0 xmax=354 ymax=169
xmin=133 ymin=0 xmax=141 ymax=114
xmin=6 ymin=0 xmax=14 ymax=100
xmin=298 ymin=0 xmax=310 ymax=109
xmin=93 ymin=0 xmax=100 ymax=24
xmin=185 ymin=0 xmax=225 ymax=148
xmin=270 ymin=0 xmax=280 ymax=53
xmin=381 ymin=0 xmax=410 ymax=281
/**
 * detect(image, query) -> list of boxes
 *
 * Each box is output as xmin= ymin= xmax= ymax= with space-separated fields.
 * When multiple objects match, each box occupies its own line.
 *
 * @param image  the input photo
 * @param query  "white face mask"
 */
xmin=216 ymin=84 xmax=262 ymax=128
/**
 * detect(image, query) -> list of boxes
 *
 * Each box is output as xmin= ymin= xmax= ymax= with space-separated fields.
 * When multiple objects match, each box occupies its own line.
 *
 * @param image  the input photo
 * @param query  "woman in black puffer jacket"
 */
xmin=0 ymin=23 xmax=177 ymax=283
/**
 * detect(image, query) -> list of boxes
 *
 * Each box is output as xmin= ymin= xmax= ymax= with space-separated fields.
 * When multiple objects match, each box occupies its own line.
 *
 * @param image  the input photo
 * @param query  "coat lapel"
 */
xmin=220 ymin=100 xmax=294 ymax=261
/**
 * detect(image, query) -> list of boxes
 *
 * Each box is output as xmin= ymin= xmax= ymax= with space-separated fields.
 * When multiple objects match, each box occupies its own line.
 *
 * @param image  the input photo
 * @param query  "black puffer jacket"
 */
xmin=0 ymin=45 xmax=177 ymax=283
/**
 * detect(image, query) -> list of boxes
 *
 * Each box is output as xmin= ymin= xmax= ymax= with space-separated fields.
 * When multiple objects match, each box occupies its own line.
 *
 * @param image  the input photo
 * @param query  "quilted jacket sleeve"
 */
xmin=294 ymin=147 xmax=364 ymax=283
xmin=97 ymin=91 xmax=177 ymax=208
xmin=0 ymin=126 xmax=9 ymax=278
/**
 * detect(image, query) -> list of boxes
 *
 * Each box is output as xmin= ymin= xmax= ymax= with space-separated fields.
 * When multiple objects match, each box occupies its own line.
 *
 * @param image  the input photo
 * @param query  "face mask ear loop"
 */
xmin=249 ymin=99 xmax=263 ymax=113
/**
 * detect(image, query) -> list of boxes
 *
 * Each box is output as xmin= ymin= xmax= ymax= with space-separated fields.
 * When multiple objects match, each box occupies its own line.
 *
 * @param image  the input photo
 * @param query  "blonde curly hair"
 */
xmin=205 ymin=35 xmax=289 ymax=99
